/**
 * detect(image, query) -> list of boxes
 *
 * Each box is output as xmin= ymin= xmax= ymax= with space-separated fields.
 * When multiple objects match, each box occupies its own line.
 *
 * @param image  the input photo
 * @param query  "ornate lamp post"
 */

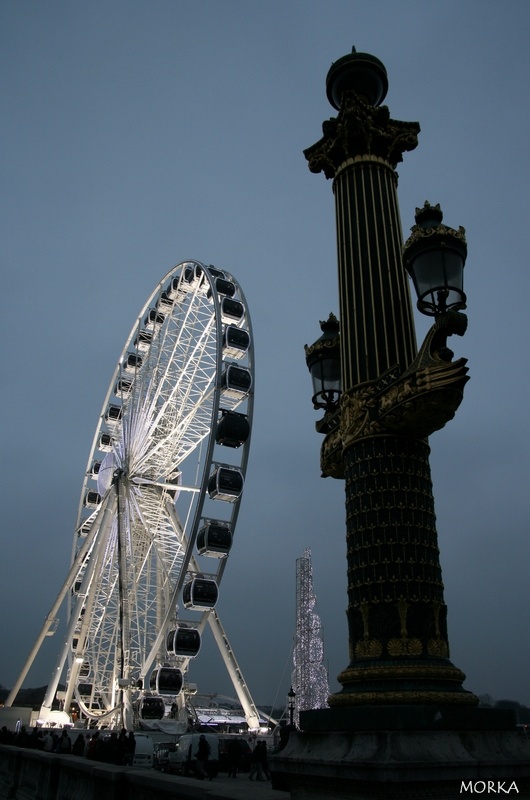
xmin=270 ymin=46 xmax=530 ymax=799
xmin=304 ymin=47 xmax=475 ymax=709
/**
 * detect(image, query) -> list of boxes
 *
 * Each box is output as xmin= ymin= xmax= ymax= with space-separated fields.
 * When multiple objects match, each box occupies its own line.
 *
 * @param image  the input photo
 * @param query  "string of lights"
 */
xmin=291 ymin=548 xmax=329 ymax=727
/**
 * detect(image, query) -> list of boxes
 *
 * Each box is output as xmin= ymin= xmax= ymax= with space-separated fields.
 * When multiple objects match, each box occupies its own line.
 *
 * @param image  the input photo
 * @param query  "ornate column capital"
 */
xmin=304 ymin=91 xmax=420 ymax=178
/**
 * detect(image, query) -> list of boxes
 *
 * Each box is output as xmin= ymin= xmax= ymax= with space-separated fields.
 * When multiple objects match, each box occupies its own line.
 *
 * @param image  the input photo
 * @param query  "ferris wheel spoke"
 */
xmin=140 ymin=300 xmax=215 ymax=423
xmin=131 ymin=476 xmax=201 ymax=496
xmin=129 ymin=391 xmax=214 ymax=478
xmin=152 ymin=372 xmax=216 ymax=445
xmin=122 ymin=344 xmax=217 ymax=480
xmin=147 ymin=307 xmax=215 ymax=416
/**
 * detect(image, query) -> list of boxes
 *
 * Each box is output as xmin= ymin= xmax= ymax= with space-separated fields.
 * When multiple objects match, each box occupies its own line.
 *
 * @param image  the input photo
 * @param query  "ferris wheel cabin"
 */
xmin=98 ymin=432 xmax=113 ymax=451
xmin=207 ymin=466 xmax=244 ymax=501
xmin=114 ymin=378 xmax=132 ymax=396
xmin=149 ymin=666 xmax=184 ymax=695
xmin=208 ymin=276 xmax=236 ymax=300
xmin=220 ymin=365 xmax=252 ymax=400
xmin=123 ymin=353 xmax=142 ymax=371
xmin=134 ymin=329 xmax=153 ymax=351
xmin=222 ymin=325 xmax=250 ymax=360
xmin=215 ymin=410 xmax=250 ymax=448
xmin=183 ymin=577 xmax=219 ymax=609
xmin=105 ymin=404 xmax=122 ymax=426
xmin=157 ymin=290 xmax=174 ymax=311
xmin=84 ymin=491 xmax=101 ymax=508
xmin=221 ymin=297 xmax=245 ymax=325
xmin=144 ymin=308 xmax=165 ymax=329
xmin=196 ymin=521 xmax=233 ymax=557
xmin=137 ymin=695 xmax=166 ymax=721
xmin=166 ymin=625 xmax=202 ymax=658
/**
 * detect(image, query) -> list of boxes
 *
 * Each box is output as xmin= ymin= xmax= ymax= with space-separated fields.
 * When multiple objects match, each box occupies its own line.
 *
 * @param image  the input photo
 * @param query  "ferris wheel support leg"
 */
xmin=143 ymin=497 xmax=261 ymax=729
xmin=115 ymin=473 xmax=133 ymax=729
xmin=206 ymin=609 xmax=261 ymax=730
xmin=140 ymin=497 xmax=198 ymax=680
xmin=40 ymin=489 xmax=118 ymax=718
xmin=5 ymin=490 xmax=117 ymax=709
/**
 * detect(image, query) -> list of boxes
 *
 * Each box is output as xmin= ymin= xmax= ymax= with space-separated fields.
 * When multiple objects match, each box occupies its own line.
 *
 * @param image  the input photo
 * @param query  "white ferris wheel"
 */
xmin=7 ymin=261 xmax=260 ymax=730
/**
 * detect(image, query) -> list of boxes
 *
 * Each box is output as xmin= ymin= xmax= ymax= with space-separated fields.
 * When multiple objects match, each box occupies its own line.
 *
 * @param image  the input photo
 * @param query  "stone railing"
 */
xmin=0 ymin=745 xmax=207 ymax=800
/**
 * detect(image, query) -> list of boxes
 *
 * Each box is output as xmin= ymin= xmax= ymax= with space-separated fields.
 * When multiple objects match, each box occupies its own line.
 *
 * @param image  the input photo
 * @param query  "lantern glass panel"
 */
xmin=411 ymin=247 xmax=465 ymax=315
xmin=443 ymin=250 xmax=464 ymax=291
xmin=311 ymin=355 xmax=341 ymax=406
xmin=411 ymin=249 xmax=445 ymax=298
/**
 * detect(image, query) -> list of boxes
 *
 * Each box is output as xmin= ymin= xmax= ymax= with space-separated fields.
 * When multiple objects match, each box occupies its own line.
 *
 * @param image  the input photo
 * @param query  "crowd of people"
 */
xmin=0 ymin=725 xmax=136 ymax=765
xmin=0 ymin=722 xmax=281 ymax=780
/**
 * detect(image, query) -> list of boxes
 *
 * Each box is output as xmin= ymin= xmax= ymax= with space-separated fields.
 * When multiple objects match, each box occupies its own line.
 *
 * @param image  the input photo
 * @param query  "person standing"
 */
xmin=227 ymin=738 xmax=242 ymax=778
xmin=195 ymin=734 xmax=211 ymax=780
xmin=72 ymin=734 xmax=86 ymax=756
xmin=125 ymin=731 xmax=136 ymax=765
xmin=248 ymin=741 xmax=264 ymax=781
xmin=258 ymin=741 xmax=270 ymax=780
xmin=58 ymin=730 xmax=71 ymax=754
xmin=42 ymin=731 xmax=54 ymax=752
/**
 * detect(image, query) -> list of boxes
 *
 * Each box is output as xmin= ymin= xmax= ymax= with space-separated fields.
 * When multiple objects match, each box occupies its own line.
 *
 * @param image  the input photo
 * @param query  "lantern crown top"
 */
xmin=405 ymin=201 xmax=467 ymax=249
xmin=414 ymin=201 xmax=444 ymax=229
xmin=304 ymin=313 xmax=340 ymax=362
xmin=319 ymin=311 xmax=339 ymax=335
xmin=326 ymin=46 xmax=388 ymax=110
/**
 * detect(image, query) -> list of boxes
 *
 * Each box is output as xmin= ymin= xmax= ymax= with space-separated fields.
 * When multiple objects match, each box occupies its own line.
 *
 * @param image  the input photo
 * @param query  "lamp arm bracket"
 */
xmin=403 ymin=311 xmax=468 ymax=378
xmin=317 ymin=312 xmax=469 ymax=476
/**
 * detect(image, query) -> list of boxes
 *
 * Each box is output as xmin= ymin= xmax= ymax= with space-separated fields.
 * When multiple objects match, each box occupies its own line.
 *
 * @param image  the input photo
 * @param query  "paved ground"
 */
xmin=166 ymin=772 xmax=287 ymax=799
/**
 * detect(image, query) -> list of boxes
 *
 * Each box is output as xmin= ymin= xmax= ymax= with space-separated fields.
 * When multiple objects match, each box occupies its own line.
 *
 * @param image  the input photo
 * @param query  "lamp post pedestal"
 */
xmin=271 ymin=723 xmax=530 ymax=799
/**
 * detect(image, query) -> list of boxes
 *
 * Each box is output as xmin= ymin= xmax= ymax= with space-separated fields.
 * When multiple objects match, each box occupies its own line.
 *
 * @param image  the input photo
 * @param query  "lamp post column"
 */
xmin=305 ymin=49 xmax=476 ymax=707
xmin=334 ymin=153 xmax=417 ymax=389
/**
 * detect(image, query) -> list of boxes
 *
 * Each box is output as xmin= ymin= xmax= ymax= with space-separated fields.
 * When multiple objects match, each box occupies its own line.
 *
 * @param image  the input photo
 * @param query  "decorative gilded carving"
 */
xmin=387 ymin=637 xmax=423 ymax=657
xmin=332 ymin=661 xmax=477 ymax=704
xmin=338 ymin=664 xmax=468 ymax=683
xmin=319 ymin=311 xmax=468 ymax=471
xmin=320 ymin=304 xmax=469 ymax=478
xmin=427 ymin=638 xmax=449 ymax=657
xmin=328 ymin=689 xmax=478 ymax=707
xmin=323 ymin=311 xmax=470 ymax=459
xmin=320 ymin=425 xmax=344 ymax=478
xmin=403 ymin=201 xmax=466 ymax=258
xmin=354 ymin=639 xmax=383 ymax=659
xmin=427 ymin=602 xmax=449 ymax=656
xmin=304 ymin=312 xmax=340 ymax=361
xmin=384 ymin=599 xmax=423 ymax=656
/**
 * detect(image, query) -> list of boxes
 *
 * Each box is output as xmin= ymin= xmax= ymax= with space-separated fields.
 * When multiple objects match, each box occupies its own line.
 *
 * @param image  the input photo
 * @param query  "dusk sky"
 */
xmin=2 ymin=1 xmax=529 ymax=711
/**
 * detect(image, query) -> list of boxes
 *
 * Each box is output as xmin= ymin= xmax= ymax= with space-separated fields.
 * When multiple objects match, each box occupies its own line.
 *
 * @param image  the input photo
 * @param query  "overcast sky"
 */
xmin=2 ymin=1 xmax=529 ymax=711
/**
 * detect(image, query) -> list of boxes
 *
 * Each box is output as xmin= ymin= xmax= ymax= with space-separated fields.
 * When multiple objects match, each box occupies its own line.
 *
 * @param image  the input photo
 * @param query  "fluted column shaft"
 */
xmin=334 ymin=156 xmax=416 ymax=389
